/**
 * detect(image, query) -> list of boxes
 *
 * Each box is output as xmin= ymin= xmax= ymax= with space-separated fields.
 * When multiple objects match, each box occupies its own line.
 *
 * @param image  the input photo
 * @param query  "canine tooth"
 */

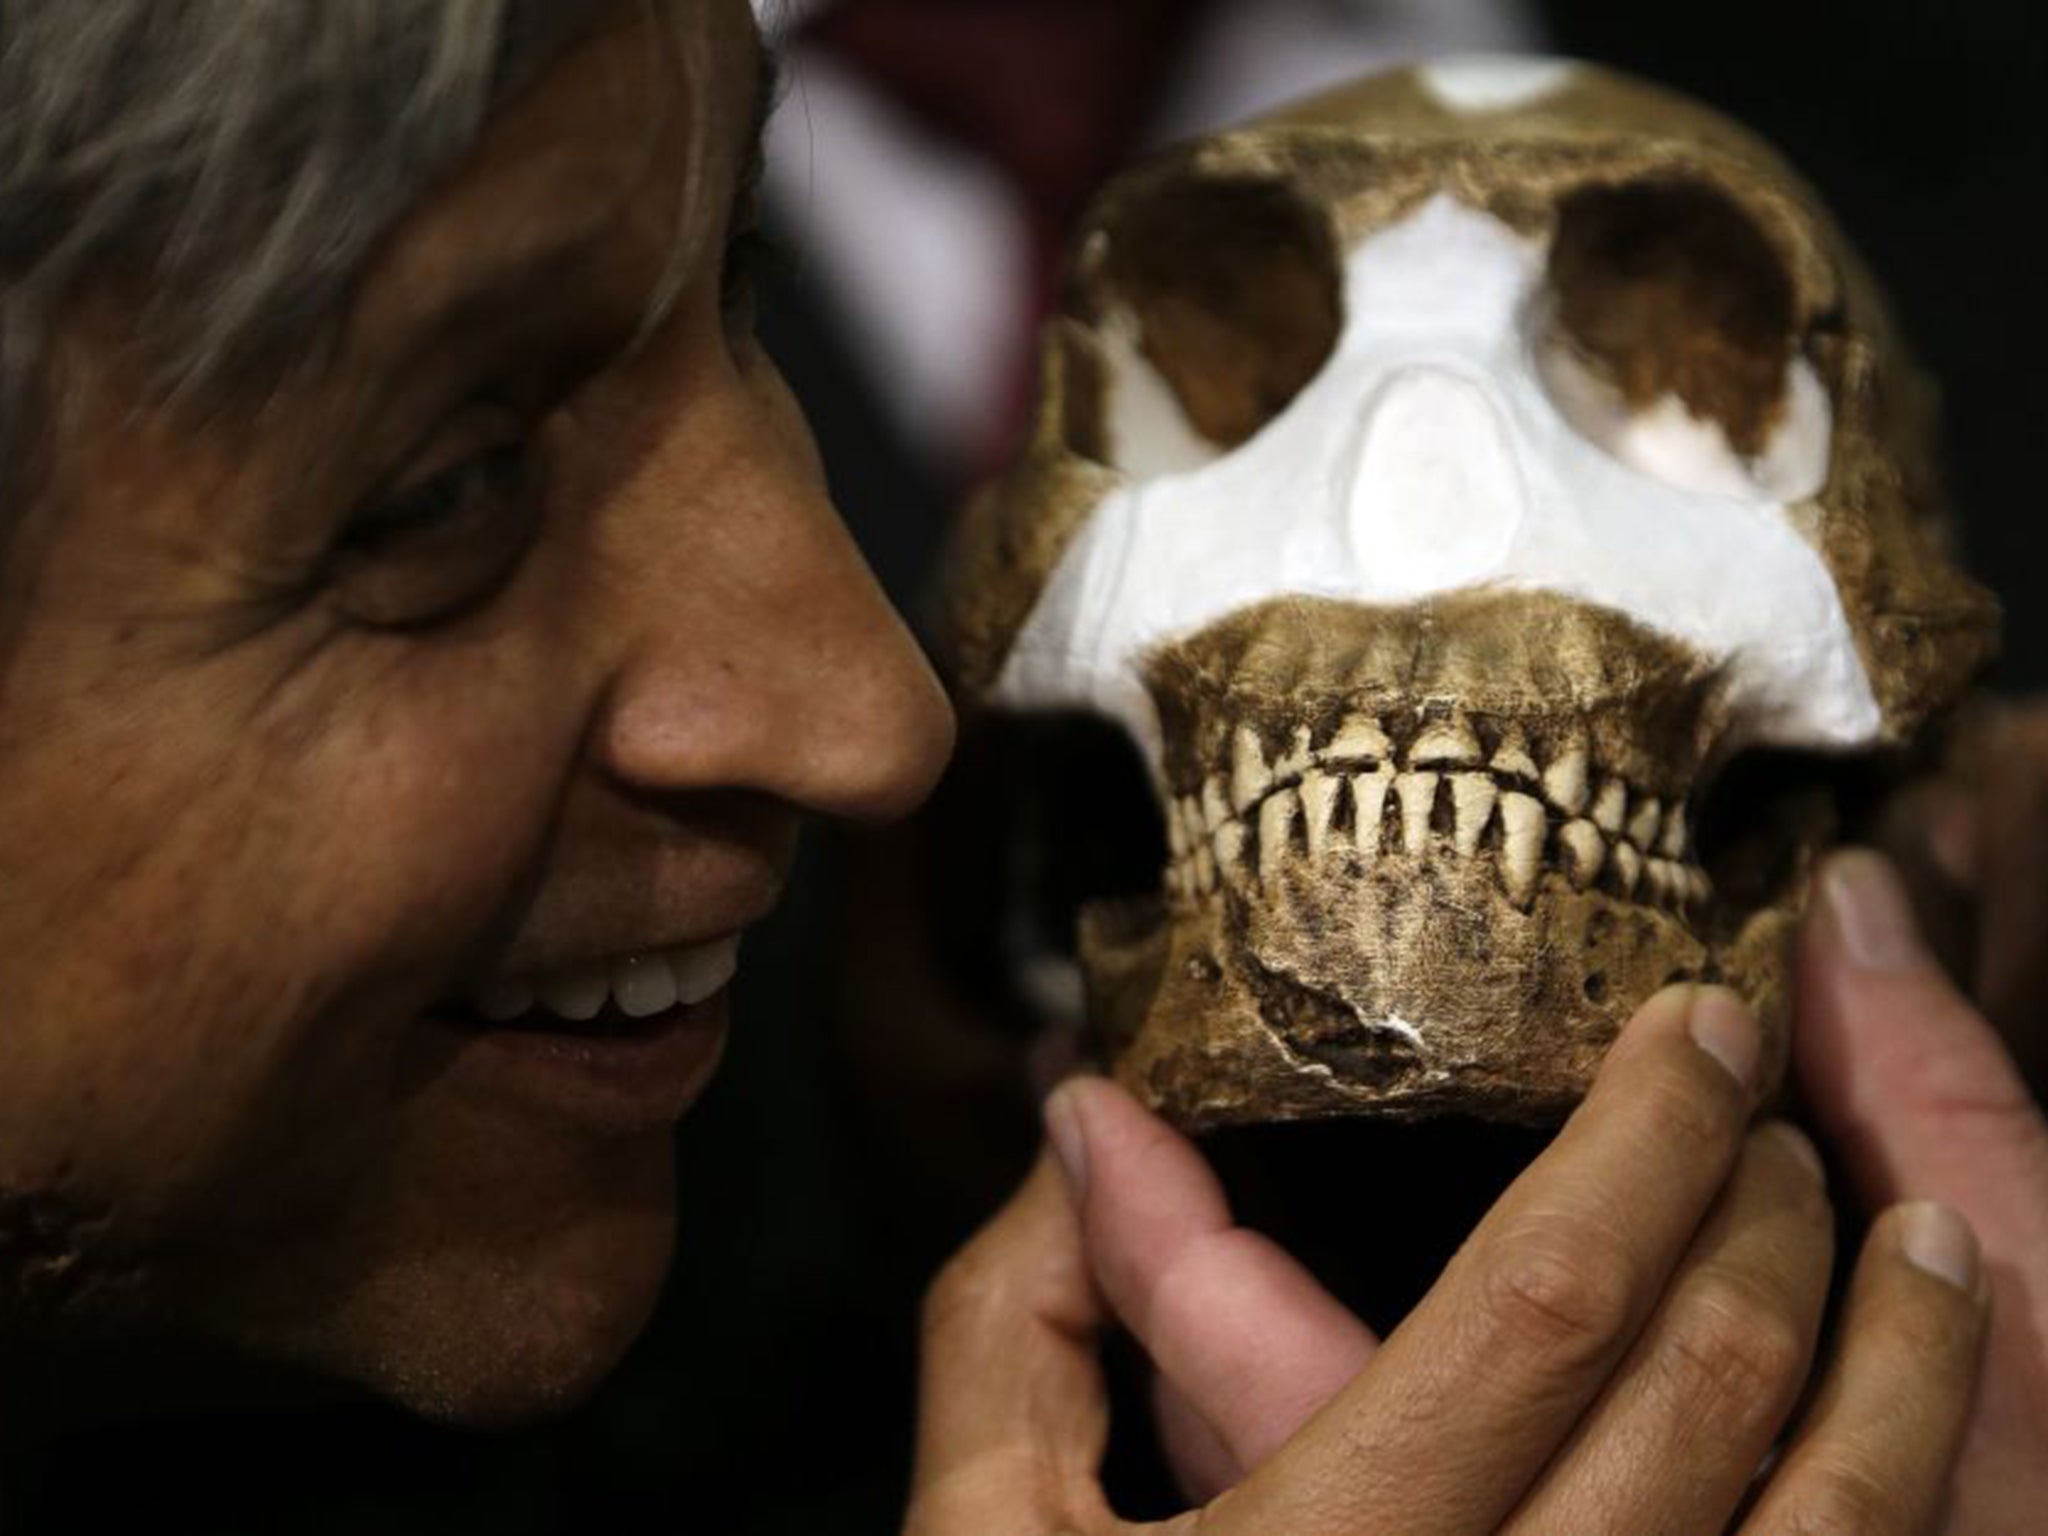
xmin=1396 ymin=771 xmax=1440 ymax=854
xmin=1326 ymin=713 xmax=1393 ymax=765
xmin=1300 ymin=769 xmax=1343 ymax=860
xmin=1213 ymin=822 xmax=1248 ymax=883
xmin=671 ymin=936 xmax=741 ymax=1006
xmin=1452 ymin=774 xmax=1499 ymax=856
xmin=1541 ymin=741 xmax=1591 ymax=815
xmin=1201 ymin=777 xmax=1230 ymax=833
xmin=1611 ymin=842 xmax=1644 ymax=898
xmin=472 ymin=980 xmax=534 ymax=1023
xmin=1590 ymin=778 xmax=1628 ymax=835
xmin=1558 ymin=818 xmax=1606 ymax=889
xmin=1352 ymin=768 xmax=1392 ymax=860
xmin=1231 ymin=727 xmax=1272 ymax=813
xmin=540 ymin=963 xmax=609 ymax=1022
xmin=1412 ymin=716 xmax=1483 ymax=768
xmin=1490 ymin=725 xmax=1541 ymax=783
xmin=1259 ymin=789 xmax=1301 ymax=883
xmin=1628 ymin=796 xmax=1663 ymax=851
xmin=1499 ymin=792 xmax=1546 ymax=907
xmin=612 ymin=953 xmax=680 ymax=1019
xmin=1658 ymin=804 xmax=1689 ymax=860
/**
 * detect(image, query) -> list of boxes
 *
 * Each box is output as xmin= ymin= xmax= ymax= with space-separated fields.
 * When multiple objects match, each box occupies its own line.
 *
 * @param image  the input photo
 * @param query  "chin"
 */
xmin=173 ymin=1125 xmax=685 ymax=1428
xmin=339 ymin=1195 xmax=680 ymax=1428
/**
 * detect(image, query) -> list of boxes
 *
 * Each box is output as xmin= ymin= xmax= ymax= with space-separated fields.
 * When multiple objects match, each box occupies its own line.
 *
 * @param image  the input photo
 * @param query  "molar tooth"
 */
xmin=1396 ymin=771 xmax=1440 ymax=855
xmin=1541 ymin=740 xmax=1591 ymax=816
xmin=1499 ymin=792 xmax=1546 ymax=908
xmin=1194 ymin=844 xmax=1218 ymax=894
xmin=1259 ymin=788 xmax=1301 ymax=884
xmin=1352 ymin=768 xmax=1392 ymax=861
xmin=1167 ymin=798 xmax=1191 ymax=861
xmin=1558 ymin=818 xmax=1606 ymax=890
xmin=1325 ymin=713 xmax=1393 ymax=765
xmin=1412 ymin=715 xmax=1484 ymax=769
xmin=1201 ymin=777 xmax=1229 ymax=833
xmin=1685 ymin=867 xmax=1713 ymax=908
xmin=1658 ymin=804 xmax=1689 ymax=861
xmin=1611 ymin=842 xmax=1644 ymax=899
xmin=1490 ymin=725 xmax=1540 ymax=783
xmin=1590 ymin=777 xmax=1628 ymax=836
xmin=1645 ymin=858 xmax=1675 ymax=905
xmin=1231 ymin=727 xmax=1272 ymax=814
xmin=1451 ymin=774 xmax=1499 ymax=857
xmin=1628 ymin=795 xmax=1664 ymax=852
xmin=472 ymin=979 xmax=535 ymax=1024
xmin=1300 ymin=769 xmax=1343 ymax=861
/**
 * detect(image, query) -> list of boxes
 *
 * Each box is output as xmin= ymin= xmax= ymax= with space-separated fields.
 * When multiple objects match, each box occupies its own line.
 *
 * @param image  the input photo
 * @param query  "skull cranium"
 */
xmin=940 ymin=57 xmax=1998 ymax=1129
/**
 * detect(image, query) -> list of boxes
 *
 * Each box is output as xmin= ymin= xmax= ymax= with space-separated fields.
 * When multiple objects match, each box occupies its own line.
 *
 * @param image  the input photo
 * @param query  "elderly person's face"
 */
xmin=0 ymin=0 xmax=950 ymax=1420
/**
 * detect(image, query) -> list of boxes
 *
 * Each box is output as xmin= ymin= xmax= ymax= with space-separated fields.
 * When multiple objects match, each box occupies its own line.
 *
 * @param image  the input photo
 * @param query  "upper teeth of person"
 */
xmin=469 ymin=937 xmax=741 ymax=1024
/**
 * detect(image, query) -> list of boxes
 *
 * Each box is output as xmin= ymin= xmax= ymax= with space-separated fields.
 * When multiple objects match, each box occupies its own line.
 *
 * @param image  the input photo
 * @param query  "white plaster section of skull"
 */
xmin=992 ymin=194 xmax=1877 ymax=774
xmin=1417 ymin=55 xmax=1577 ymax=114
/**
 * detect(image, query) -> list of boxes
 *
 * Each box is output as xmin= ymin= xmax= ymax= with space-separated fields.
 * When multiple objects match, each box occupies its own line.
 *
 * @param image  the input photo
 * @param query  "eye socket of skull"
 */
xmin=1085 ymin=174 xmax=1343 ymax=459
xmin=1535 ymin=178 xmax=1827 ymax=504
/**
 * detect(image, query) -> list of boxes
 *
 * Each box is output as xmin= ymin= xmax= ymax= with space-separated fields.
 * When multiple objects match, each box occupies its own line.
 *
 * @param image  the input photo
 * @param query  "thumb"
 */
xmin=906 ymin=1152 xmax=1116 ymax=1536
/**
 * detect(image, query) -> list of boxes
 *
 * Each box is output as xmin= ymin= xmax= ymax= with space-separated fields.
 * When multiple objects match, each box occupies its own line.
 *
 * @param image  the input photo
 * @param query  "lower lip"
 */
xmin=429 ymin=993 xmax=730 ymax=1137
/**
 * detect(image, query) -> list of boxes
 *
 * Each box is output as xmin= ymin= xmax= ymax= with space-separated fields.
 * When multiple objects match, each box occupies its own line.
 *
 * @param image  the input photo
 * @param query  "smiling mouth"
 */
xmin=451 ymin=936 xmax=742 ymax=1034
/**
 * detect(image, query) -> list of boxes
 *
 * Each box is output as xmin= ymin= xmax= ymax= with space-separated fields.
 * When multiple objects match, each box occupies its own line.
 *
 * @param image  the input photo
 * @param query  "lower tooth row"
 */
xmin=1163 ymin=769 xmax=1708 ymax=911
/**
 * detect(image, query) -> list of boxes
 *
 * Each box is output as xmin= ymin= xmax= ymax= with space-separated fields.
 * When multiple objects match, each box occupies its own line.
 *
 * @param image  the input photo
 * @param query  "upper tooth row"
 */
xmin=470 ymin=937 xmax=741 ymax=1024
xmin=1165 ymin=762 xmax=1704 ymax=911
xmin=1185 ymin=720 xmax=1689 ymax=859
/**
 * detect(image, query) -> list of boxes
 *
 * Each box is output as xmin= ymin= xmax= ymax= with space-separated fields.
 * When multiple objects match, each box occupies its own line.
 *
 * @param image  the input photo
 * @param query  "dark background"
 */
xmin=6 ymin=3 xmax=2043 ymax=1532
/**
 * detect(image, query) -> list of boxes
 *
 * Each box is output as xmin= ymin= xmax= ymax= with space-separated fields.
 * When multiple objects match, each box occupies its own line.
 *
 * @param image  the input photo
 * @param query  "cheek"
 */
xmin=0 ymin=634 xmax=584 ymax=1242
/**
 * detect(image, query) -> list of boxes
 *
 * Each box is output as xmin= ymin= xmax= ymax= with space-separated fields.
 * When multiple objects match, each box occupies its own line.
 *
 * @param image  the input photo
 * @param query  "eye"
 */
xmin=330 ymin=406 xmax=540 ymax=628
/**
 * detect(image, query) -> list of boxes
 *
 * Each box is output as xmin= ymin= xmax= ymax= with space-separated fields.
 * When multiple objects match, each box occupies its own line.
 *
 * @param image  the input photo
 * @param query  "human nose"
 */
xmin=591 ymin=393 xmax=955 ymax=824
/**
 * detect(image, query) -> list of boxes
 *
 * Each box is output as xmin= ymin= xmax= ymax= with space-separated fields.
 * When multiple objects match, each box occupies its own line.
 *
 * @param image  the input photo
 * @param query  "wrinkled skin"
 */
xmin=0 ymin=1 xmax=952 ymax=1423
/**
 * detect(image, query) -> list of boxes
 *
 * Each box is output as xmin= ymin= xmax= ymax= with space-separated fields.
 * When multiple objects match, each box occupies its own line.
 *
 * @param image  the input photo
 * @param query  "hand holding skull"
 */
xmin=910 ymin=980 xmax=1988 ymax=1534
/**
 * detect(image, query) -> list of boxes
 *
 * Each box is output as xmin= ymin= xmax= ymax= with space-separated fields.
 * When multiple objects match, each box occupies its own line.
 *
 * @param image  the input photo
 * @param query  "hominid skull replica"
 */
xmin=940 ymin=57 xmax=1998 ymax=1130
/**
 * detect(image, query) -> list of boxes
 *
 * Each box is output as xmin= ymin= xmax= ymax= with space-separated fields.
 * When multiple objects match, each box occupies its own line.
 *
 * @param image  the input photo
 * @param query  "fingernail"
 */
xmin=1766 ymin=1121 xmax=1826 ymax=1184
xmin=1043 ymin=1082 xmax=1090 ymax=1200
xmin=1896 ymin=1201 xmax=1980 ymax=1294
xmin=1822 ymin=850 xmax=1929 ymax=974
xmin=1687 ymin=986 xmax=1760 ymax=1090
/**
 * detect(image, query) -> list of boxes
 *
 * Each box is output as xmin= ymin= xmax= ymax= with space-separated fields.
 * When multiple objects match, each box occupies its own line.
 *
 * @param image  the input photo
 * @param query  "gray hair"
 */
xmin=0 ymin=0 xmax=651 ymax=497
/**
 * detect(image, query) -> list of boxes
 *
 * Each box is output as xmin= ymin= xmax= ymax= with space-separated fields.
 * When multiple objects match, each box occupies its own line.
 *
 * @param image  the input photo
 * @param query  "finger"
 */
xmin=1505 ymin=1122 xmax=1834 ymax=1535
xmin=906 ymin=1151 xmax=1117 ymax=1536
xmin=1795 ymin=848 xmax=2048 ymax=1530
xmin=1049 ymin=1076 xmax=1375 ymax=1480
xmin=1206 ymin=984 xmax=1763 ymax=1536
xmin=1151 ymin=1372 xmax=1241 ymax=1504
xmin=1969 ymin=707 xmax=2048 ymax=1068
xmin=1740 ymin=1201 xmax=1988 ymax=1536
xmin=1795 ymin=850 xmax=2048 ymax=1285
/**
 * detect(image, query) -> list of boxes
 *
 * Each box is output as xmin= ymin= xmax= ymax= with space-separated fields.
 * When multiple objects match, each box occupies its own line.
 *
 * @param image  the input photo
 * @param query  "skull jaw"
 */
xmin=1081 ymin=862 xmax=1798 ymax=1131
